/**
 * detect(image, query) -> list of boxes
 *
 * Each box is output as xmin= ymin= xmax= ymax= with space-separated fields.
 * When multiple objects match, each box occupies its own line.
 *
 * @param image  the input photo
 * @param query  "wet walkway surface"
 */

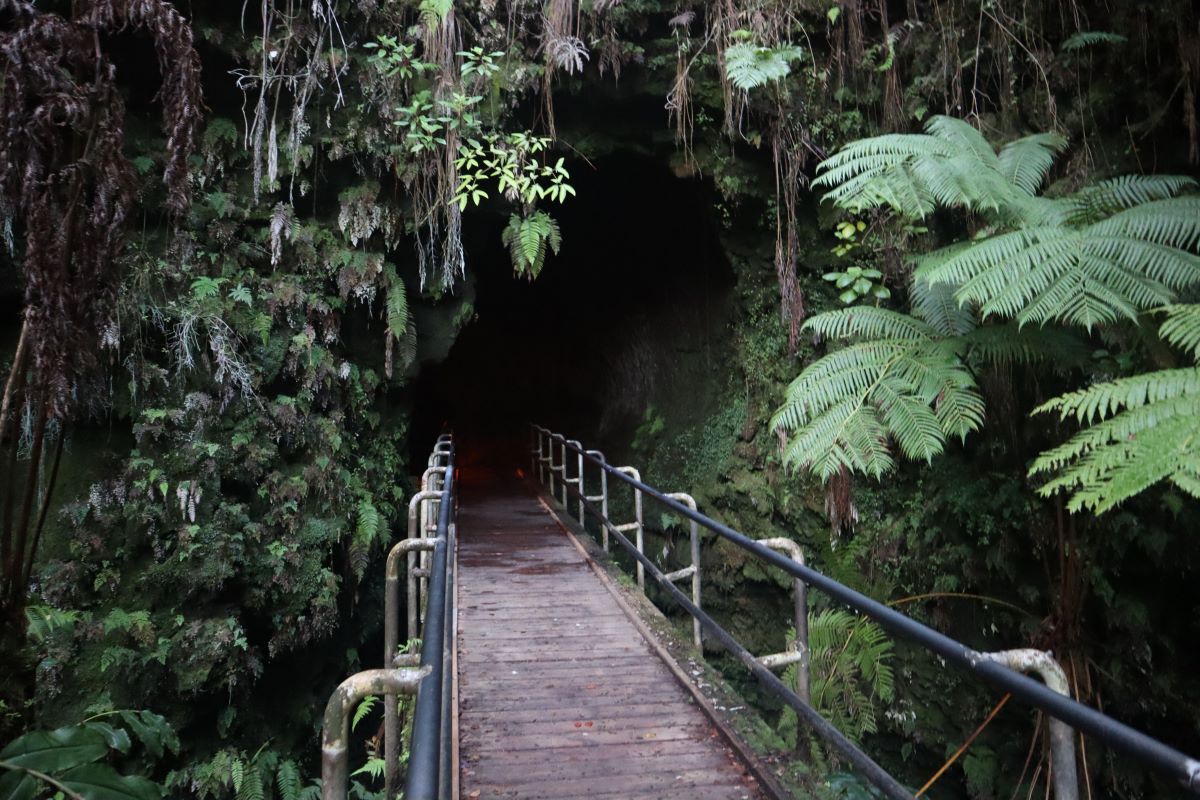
xmin=456 ymin=467 xmax=765 ymax=799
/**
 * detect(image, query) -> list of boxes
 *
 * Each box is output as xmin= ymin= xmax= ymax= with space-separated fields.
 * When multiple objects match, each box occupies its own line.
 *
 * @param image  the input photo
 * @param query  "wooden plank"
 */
xmin=455 ymin=471 xmax=765 ymax=800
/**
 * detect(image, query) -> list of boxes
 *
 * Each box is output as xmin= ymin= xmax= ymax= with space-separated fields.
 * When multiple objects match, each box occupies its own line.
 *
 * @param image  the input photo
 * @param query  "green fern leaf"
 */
xmin=231 ymin=758 xmax=245 ymax=794
xmin=772 ymin=310 xmax=983 ymax=481
xmin=998 ymin=132 xmax=1067 ymax=195
xmin=1060 ymin=31 xmax=1127 ymax=51
xmin=724 ymin=42 xmax=804 ymax=90
xmin=806 ymin=610 xmax=894 ymax=743
xmin=236 ymin=766 xmax=264 ymax=800
xmin=501 ymin=211 xmax=561 ymax=279
xmin=385 ymin=279 xmax=408 ymax=341
xmin=276 ymin=760 xmax=301 ymax=800
xmin=1159 ymin=304 xmax=1200 ymax=358
xmin=351 ymin=696 xmax=378 ymax=732
xmin=1030 ymin=368 xmax=1200 ymax=512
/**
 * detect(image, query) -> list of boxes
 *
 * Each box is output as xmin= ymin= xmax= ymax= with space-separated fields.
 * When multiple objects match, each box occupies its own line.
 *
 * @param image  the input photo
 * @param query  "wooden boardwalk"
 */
xmin=456 ymin=467 xmax=766 ymax=800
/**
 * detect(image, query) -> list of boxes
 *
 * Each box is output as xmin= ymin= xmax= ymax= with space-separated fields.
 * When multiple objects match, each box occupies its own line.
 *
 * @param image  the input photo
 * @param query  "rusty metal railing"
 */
xmin=322 ymin=434 xmax=456 ymax=800
xmin=529 ymin=424 xmax=1200 ymax=800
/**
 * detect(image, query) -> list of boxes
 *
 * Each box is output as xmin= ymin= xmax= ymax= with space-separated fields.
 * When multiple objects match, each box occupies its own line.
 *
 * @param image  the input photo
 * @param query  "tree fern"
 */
xmin=501 ymin=211 xmax=561 ymax=279
xmin=816 ymin=116 xmax=1200 ymax=330
xmin=723 ymin=42 xmax=804 ymax=91
xmin=802 ymin=118 xmax=1200 ymax=511
xmin=771 ymin=307 xmax=984 ymax=480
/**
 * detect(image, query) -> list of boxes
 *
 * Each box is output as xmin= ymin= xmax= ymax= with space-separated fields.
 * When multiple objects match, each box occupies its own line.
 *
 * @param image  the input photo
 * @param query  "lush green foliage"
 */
xmin=781 ymin=118 xmax=1200 ymax=512
xmin=0 ymin=712 xmax=177 ymax=800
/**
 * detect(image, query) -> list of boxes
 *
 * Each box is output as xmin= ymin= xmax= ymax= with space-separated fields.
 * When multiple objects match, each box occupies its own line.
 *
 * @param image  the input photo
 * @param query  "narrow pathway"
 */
xmin=456 ymin=467 xmax=766 ymax=800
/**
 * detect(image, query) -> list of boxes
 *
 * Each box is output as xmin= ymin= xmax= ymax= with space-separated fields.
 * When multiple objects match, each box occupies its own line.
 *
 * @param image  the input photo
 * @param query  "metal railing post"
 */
xmin=549 ymin=433 xmax=563 ymax=501
xmin=573 ymin=441 xmax=585 ymax=525
xmin=982 ymin=650 xmax=1078 ymax=800
xmin=559 ymin=436 xmax=569 ymax=507
xmin=756 ymin=538 xmax=809 ymax=705
xmin=529 ymin=425 xmax=537 ymax=478
xmin=383 ymin=529 xmax=438 ymax=799
xmin=585 ymin=450 xmax=608 ymax=550
xmin=538 ymin=427 xmax=551 ymax=487
xmin=322 ymin=668 xmax=428 ymax=800
xmin=614 ymin=466 xmax=645 ymax=589
xmin=664 ymin=493 xmax=702 ymax=649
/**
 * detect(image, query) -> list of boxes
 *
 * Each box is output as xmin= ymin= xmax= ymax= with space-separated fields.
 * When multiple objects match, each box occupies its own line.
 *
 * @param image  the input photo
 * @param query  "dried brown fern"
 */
xmin=0 ymin=0 xmax=203 ymax=633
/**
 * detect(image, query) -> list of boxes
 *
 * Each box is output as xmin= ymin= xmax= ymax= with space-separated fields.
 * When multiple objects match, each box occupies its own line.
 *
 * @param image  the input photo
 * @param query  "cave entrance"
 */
xmin=408 ymin=153 xmax=734 ymax=470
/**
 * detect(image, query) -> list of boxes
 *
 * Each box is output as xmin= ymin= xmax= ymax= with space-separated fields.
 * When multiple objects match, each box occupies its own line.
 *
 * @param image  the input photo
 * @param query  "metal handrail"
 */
xmin=321 ymin=435 xmax=456 ymax=800
xmin=405 ymin=435 xmax=456 ymax=800
xmin=530 ymin=424 xmax=1200 ymax=798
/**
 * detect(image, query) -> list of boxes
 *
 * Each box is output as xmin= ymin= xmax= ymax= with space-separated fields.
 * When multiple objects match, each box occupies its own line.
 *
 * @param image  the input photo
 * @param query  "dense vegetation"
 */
xmin=1 ymin=0 xmax=1198 ymax=798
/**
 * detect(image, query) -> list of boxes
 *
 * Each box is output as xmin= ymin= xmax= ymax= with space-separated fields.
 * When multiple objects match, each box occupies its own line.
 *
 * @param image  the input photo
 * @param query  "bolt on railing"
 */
xmin=529 ymin=424 xmax=1200 ymax=800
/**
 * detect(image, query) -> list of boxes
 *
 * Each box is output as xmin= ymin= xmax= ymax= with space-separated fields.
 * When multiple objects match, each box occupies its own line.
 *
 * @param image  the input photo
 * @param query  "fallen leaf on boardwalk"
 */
xmin=574 ymin=722 xmax=582 ymax=728
xmin=584 ymin=721 xmax=593 ymax=727
xmin=468 ymin=791 xmax=480 ymax=799
xmin=643 ymin=732 xmax=657 ymax=739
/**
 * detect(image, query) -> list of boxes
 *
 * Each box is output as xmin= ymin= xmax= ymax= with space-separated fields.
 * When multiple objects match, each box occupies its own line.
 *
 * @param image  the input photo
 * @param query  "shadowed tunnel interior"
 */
xmin=408 ymin=154 xmax=736 ymax=468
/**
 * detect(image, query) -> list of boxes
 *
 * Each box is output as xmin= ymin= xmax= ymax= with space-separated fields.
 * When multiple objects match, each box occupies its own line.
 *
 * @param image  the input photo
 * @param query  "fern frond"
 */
xmin=1060 ymin=31 xmax=1127 ymax=51
xmin=276 ymin=761 xmax=302 ymax=800
xmin=802 ymin=306 xmax=937 ymax=341
xmin=910 ymin=278 xmax=976 ymax=336
xmin=815 ymin=116 xmax=1028 ymax=218
xmin=385 ymin=280 xmax=409 ymax=341
xmin=352 ymin=696 xmax=378 ymax=732
xmin=724 ymin=42 xmax=804 ymax=91
xmin=962 ymin=323 xmax=1089 ymax=370
xmin=1030 ymin=368 xmax=1200 ymax=512
xmin=231 ymin=759 xmax=245 ymax=794
xmin=916 ymin=203 xmax=1200 ymax=329
xmin=236 ymin=767 xmax=264 ymax=800
xmin=998 ymin=133 xmax=1067 ymax=195
xmin=1065 ymin=175 xmax=1196 ymax=223
xmin=356 ymin=498 xmax=382 ymax=545
xmin=1158 ymin=304 xmax=1200 ymax=358
xmin=807 ymin=610 xmax=895 ymax=742
xmin=773 ymin=314 xmax=982 ymax=481
xmin=501 ymin=211 xmax=561 ymax=279
xmin=25 ymin=605 xmax=82 ymax=642
xmin=925 ymin=115 xmax=1000 ymax=167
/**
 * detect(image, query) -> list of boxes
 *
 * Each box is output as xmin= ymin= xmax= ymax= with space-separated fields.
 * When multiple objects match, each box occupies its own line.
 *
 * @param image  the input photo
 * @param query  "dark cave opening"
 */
xmin=407 ymin=153 xmax=735 ymax=469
